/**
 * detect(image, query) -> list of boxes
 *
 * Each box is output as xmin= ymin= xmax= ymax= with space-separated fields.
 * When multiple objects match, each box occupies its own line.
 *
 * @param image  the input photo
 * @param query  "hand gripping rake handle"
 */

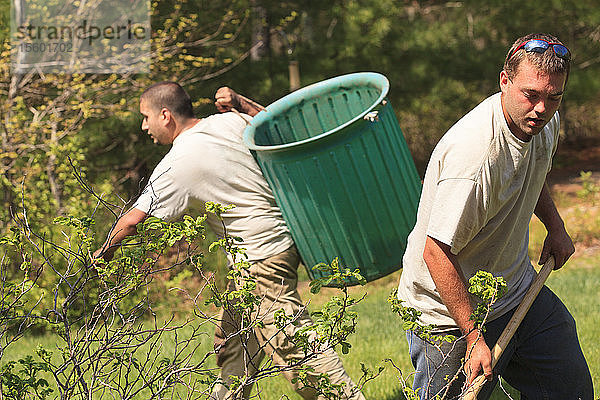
xmin=462 ymin=256 xmax=556 ymax=400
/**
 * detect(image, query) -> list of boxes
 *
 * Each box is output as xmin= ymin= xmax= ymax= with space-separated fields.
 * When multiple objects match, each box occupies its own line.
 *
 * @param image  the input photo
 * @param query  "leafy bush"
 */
xmin=0 ymin=186 xmax=375 ymax=398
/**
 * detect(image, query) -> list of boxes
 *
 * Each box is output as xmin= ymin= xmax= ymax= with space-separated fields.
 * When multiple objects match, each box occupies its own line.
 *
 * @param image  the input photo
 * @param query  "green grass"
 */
xmin=546 ymin=257 xmax=600 ymax=388
xmin=262 ymin=257 xmax=600 ymax=400
xmin=3 ymin=258 xmax=599 ymax=399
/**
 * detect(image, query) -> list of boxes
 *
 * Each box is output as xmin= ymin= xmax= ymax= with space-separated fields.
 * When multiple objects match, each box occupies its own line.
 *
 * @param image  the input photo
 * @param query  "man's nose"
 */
xmin=533 ymin=99 xmax=546 ymax=115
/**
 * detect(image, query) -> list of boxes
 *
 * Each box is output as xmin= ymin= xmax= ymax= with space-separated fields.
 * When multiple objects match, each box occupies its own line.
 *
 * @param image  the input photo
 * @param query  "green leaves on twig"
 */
xmin=468 ymin=270 xmax=507 ymax=328
xmin=309 ymin=257 xmax=366 ymax=294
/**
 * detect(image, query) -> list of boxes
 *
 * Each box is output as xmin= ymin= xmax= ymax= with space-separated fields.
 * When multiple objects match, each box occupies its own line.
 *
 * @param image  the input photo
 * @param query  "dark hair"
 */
xmin=504 ymin=33 xmax=571 ymax=81
xmin=140 ymin=82 xmax=195 ymax=119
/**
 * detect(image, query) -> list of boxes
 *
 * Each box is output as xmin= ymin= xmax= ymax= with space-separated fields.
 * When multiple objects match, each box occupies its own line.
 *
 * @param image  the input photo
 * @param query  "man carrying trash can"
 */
xmin=94 ymin=82 xmax=365 ymax=400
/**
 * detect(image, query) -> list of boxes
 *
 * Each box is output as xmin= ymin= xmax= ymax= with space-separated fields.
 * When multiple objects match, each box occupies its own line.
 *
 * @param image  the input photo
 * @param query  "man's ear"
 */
xmin=160 ymin=107 xmax=172 ymax=125
xmin=499 ymin=70 xmax=509 ymax=92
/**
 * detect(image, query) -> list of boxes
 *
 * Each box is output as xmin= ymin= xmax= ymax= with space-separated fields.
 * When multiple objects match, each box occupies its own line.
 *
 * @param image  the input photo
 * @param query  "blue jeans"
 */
xmin=406 ymin=286 xmax=593 ymax=399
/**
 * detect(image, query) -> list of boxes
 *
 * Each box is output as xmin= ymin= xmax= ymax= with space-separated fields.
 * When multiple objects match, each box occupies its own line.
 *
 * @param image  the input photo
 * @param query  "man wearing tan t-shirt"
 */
xmin=94 ymin=82 xmax=364 ymax=400
xmin=397 ymin=33 xmax=593 ymax=399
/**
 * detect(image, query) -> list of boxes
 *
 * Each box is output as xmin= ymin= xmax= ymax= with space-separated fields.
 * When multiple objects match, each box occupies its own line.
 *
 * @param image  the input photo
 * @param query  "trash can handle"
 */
xmin=362 ymin=99 xmax=388 ymax=123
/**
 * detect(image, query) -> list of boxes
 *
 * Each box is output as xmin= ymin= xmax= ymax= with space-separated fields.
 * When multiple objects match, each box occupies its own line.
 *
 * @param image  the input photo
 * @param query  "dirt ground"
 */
xmin=548 ymin=137 xmax=600 ymax=189
xmin=548 ymin=138 xmax=600 ymax=257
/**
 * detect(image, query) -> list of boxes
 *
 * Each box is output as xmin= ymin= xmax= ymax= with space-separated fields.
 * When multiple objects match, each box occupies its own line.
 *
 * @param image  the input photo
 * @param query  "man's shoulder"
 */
xmin=440 ymin=95 xmax=498 ymax=147
xmin=450 ymin=93 xmax=499 ymax=134
xmin=431 ymin=94 xmax=500 ymax=179
xmin=174 ymin=113 xmax=242 ymax=145
xmin=201 ymin=112 xmax=251 ymax=131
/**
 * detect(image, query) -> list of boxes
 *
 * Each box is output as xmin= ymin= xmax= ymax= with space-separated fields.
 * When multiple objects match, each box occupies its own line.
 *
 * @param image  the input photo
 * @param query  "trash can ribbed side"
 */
xmin=244 ymin=73 xmax=421 ymax=285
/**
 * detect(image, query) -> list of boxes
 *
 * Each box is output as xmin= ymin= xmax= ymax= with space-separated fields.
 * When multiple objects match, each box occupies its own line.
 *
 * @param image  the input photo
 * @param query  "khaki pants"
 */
xmin=211 ymin=246 xmax=365 ymax=400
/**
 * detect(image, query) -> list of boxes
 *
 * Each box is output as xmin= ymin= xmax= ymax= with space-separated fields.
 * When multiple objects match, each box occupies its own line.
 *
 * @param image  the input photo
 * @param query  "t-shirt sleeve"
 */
xmin=427 ymin=178 xmax=487 ymax=255
xmin=133 ymin=163 xmax=189 ymax=221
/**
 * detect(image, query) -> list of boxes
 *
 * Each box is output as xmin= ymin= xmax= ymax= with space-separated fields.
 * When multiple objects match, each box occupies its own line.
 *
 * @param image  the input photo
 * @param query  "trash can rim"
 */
xmin=243 ymin=72 xmax=389 ymax=152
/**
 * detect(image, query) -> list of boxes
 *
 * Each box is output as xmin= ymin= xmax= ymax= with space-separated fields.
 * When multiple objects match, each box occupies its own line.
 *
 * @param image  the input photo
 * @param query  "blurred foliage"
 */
xmin=0 ymin=0 xmax=255 ymax=317
xmin=0 ymin=204 xmax=374 ymax=397
xmin=203 ymin=0 xmax=600 ymax=169
xmin=1 ymin=0 xmax=599 ymax=315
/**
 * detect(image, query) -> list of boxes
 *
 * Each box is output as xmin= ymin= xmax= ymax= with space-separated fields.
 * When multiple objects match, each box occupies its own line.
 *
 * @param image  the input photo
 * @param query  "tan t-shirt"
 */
xmin=133 ymin=112 xmax=294 ymax=262
xmin=397 ymin=93 xmax=559 ymax=328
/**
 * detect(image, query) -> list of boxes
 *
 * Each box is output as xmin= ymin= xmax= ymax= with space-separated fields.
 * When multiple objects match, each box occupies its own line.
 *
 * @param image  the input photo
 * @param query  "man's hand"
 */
xmin=214 ymin=87 xmax=242 ymax=113
xmin=539 ymin=225 xmax=574 ymax=269
xmin=214 ymin=87 xmax=264 ymax=117
xmin=464 ymin=332 xmax=493 ymax=385
xmin=92 ymin=248 xmax=104 ymax=261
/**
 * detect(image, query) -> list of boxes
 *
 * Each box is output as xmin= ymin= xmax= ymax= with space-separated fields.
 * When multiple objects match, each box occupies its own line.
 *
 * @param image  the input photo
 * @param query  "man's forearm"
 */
xmin=534 ymin=182 xmax=564 ymax=231
xmin=533 ymin=181 xmax=574 ymax=267
xmin=236 ymin=94 xmax=264 ymax=117
xmin=423 ymin=235 xmax=493 ymax=382
xmin=95 ymin=208 xmax=147 ymax=261
xmin=423 ymin=236 xmax=478 ymax=338
xmin=98 ymin=220 xmax=136 ymax=260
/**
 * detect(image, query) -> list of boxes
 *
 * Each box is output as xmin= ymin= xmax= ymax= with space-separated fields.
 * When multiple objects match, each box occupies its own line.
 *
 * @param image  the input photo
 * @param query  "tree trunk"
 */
xmin=250 ymin=0 xmax=269 ymax=61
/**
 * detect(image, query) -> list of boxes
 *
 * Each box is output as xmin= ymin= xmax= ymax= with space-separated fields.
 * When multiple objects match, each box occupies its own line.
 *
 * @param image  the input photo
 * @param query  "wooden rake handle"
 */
xmin=462 ymin=256 xmax=556 ymax=400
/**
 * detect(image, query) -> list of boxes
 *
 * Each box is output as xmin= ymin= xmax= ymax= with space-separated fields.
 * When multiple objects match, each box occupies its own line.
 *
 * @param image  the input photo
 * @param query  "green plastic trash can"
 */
xmin=243 ymin=72 xmax=421 ymax=285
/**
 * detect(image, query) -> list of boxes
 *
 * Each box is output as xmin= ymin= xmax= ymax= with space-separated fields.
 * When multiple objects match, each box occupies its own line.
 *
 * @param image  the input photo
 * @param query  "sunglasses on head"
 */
xmin=507 ymin=39 xmax=571 ymax=61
